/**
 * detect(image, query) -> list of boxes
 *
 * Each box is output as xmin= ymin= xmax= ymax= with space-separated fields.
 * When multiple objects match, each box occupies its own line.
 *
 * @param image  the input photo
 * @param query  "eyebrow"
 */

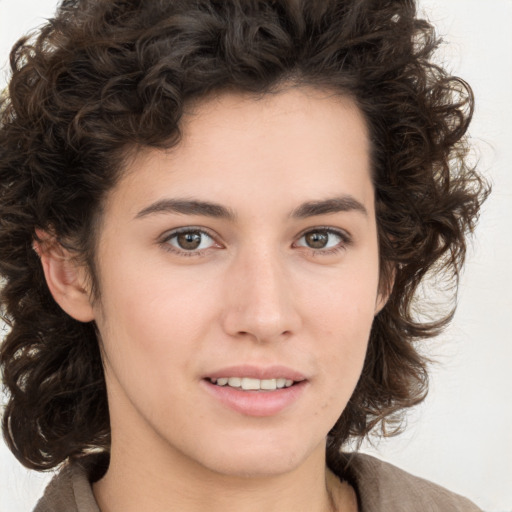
xmin=135 ymin=199 xmax=237 ymax=221
xmin=290 ymin=196 xmax=368 ymax=219
xmin=134 ymin=195 xmax=367 ymax=221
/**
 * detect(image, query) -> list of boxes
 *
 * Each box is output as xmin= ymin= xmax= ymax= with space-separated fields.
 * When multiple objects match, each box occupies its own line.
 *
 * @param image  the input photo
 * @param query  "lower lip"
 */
xmin=202 ymin=380 xmax=307 ymax=417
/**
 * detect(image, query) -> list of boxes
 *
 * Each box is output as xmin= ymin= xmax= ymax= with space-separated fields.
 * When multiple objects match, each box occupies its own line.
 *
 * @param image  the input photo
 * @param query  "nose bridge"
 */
xmin=222 ymin=243 xmax=300 ymax=342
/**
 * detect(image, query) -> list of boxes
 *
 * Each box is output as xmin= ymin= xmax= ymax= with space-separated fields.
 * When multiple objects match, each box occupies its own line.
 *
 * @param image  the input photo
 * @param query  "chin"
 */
xmin=204 ymin=454 xmax=305 ymax=479
xmin=190 ymin=433 xmax=325 ymax=478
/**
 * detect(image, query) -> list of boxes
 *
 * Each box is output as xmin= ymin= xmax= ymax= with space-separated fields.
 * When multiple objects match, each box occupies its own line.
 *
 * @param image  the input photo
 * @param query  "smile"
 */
xmin=203 ymin=377 xmax=307 ymax=417
xmin=209 ymin=377 xmax=295 ymax=391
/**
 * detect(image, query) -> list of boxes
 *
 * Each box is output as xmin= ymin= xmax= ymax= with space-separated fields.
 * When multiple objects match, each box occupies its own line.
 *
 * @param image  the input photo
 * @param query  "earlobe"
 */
xmin=33 ymin=230 xmax=95 ymax=323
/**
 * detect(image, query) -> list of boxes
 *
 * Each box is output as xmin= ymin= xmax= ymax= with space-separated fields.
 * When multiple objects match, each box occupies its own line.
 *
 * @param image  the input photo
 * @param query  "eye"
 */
xmin=295 ymin=228 xmax=349 ymax=252
xmin=163 ymin=228 xmax=217 ymax=253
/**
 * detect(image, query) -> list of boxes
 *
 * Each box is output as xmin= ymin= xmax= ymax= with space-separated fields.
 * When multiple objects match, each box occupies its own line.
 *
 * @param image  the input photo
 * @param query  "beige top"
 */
xmin=32 ymin=453 xmax=482 ymax=512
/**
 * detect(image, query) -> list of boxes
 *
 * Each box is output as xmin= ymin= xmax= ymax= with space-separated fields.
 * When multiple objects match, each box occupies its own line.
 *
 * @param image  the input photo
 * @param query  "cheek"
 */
xmin=302 ymin=265 xmax=378 ymax=407
xmin=93 ymin=266 xmax=221 ymax=398
xmin=305 ymin=264 xmax=379 ymax=343
xmin=99 ymin=256 xmax=218 ymax=342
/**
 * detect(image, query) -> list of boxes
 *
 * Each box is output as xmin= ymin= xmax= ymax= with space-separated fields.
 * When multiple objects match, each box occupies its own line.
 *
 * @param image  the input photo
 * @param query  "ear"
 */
xmin=374 ymin=263 xmax=395 ymax=316
xmin=33 ymin=229 xmax=95 ymax=322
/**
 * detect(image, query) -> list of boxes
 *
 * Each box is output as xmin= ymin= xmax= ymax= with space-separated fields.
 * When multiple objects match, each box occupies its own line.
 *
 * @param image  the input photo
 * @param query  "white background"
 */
xmin=0 ymin=1 xmax=511 ymax=511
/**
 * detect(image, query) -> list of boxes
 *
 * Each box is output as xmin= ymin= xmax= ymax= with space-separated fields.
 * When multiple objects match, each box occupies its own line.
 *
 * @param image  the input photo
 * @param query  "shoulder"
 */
xmin=32 ymin=455 xmax=106 ymax=512
xmin=330 ymin=452 xmax=483 ymax=512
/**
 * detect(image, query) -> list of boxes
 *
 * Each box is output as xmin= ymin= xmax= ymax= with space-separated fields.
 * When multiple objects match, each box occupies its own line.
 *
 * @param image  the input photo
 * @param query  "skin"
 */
xmin=40 ymin=86 xmax=385 ymax=512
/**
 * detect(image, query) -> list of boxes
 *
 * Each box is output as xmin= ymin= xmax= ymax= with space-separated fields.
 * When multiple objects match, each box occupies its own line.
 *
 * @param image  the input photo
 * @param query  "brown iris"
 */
xmin=177 ymin=231 xmax=202 ymax=250
xmin=305 ymin=231 xmax=329 ymax=249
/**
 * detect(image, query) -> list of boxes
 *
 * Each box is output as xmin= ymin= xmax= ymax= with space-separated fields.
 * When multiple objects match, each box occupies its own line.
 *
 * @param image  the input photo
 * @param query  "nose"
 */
xmin=221 ymin=247 xmax=301 ymax=343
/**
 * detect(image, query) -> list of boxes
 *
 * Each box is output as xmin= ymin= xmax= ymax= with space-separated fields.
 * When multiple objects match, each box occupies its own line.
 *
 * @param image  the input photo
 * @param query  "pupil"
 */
xmin=306 ymin=231 xmax=328 ymax=249
xmin=177 ymin=232 xmax=202 ymax=250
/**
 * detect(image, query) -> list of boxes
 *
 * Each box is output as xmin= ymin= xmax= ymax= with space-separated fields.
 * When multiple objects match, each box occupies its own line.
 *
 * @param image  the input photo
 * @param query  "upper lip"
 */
xmin=205 ymin=365 xmax=307 ymax=382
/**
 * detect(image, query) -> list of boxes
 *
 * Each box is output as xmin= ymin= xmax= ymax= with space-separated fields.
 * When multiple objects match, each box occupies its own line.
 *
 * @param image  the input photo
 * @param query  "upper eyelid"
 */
xmin=160 ymin=225 xmax=350 ymax=235
xmin=160 ymin=226 xmax=218 ymax=241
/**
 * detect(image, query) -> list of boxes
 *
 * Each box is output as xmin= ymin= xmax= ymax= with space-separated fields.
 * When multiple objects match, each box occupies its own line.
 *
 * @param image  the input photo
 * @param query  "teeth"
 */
xmin=228 ymin=377 xmax=241 ymax=388
xmin=211 ymin=377 xmax=295 ymax=390
xmin=260 ymin=379 xmax=277 ymax=390
xmin=276 ymin=378 xmax=286 ymax=389
xmin=241 ymin=377 xmax=260 ymax=390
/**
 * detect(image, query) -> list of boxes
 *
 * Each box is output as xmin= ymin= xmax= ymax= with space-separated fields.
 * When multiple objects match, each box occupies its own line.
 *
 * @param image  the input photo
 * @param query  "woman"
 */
xmin=0 ymin=1 xmax=488 ymax=510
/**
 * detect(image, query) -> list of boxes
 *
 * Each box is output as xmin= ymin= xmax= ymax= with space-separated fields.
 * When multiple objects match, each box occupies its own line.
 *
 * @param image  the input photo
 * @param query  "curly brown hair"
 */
xmin=0 ymin=0 xmax=488 ymax=471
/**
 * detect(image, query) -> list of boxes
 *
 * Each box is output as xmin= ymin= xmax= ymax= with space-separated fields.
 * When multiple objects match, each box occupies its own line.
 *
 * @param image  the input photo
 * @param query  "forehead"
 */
xmin=179 ymin=86 xmax=369 ymax=160
xmin=113 ymin=86 xmax=373 ymax=219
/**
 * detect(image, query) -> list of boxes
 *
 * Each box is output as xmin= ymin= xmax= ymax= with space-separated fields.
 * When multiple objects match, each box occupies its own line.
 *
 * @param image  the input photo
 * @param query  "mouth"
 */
xmin=202 ymin=366 xmax=308 ymax=416
xmin=207 ymin=377 xmax=297 ymax=391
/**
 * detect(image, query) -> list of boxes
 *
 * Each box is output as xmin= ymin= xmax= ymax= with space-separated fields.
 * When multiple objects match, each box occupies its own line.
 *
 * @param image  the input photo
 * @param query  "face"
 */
xmin=90 ymin=87 xmax=383 ymax=477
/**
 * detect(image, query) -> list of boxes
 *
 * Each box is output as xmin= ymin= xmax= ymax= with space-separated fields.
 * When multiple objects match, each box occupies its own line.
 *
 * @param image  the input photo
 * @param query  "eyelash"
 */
xmin=159 ymin=226 xmax=352 ymax=257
